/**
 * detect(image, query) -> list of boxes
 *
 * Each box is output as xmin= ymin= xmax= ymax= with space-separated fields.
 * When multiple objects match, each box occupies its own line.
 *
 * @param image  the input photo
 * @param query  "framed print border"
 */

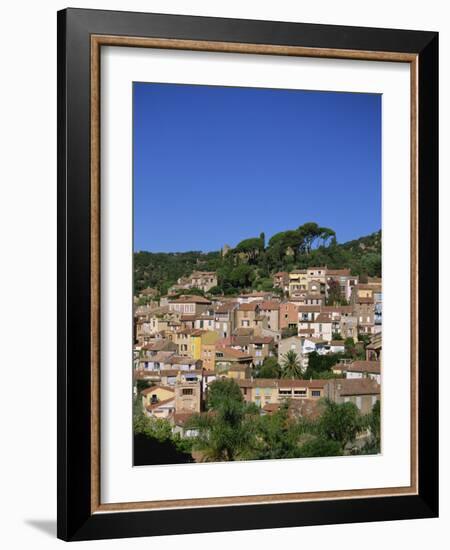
xmin=57 ymin=8 xmax=438 ymax=541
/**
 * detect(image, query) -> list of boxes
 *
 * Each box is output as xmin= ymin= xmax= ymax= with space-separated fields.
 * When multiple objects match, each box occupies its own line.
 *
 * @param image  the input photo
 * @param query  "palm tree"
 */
xmin=281 ymin=350 xmax=303 ymax=379
xmin=186 ymin=380 xmax=259 ymax=461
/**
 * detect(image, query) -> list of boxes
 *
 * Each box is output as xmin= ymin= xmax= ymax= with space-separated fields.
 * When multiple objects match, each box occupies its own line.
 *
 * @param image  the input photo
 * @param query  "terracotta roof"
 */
xmin=239 ymin=302 xmax=261 ymax=311
xmin=330 ymin=340 xmax=345 ymax=346
xmin=234 ymin=328 xmax=255 ymax=336
xmin=321 ymin=305 xmax=353 ymax=314
xmin=298 ymin=305 xmax=321 ymax=312
xmin=159 ymin=369 xmax=181 ymax=377
xmin=251 ymin=336 xmax=274 ymax=344
xmin=134 ymin=370 xmax=160 ymax=380
xmin=215 ymin=302 xmax=238 ymax=313
xmin=176 ymin=328 xmax=195 ymax=336
xmin=260 ymin=300 xmax=281 ymax=310
xmin=346 ymin=361 xmax=381 ymax=374
xmin=277 ymin=379 xmax=326 ymax=389
xmin=326 ymin=269 xmax=351 ymax=276
xmin=141 ymin=340 xmax=175 ymax=351
xmin=356 ymin=297 xmax=374 ymax=304
xmin=145 ymin=396 xmax=175 ymax=411
xmin=313 ymin=313 xmax=333 ymax=323
xmin=215 ymin=346 xmax=253 ymax=360
xmin=140 ymin=351 xmax=176 ymax=363
xmin=146 ymin=306 xmax=170 ymax=316
xmin=166 ymin=355 xmax=198 ymax=365
xmin=237 ymin=378 xmax=328 ymax=389
xmin=274 ymin=271 xmax=289 ymax=277
xmin=334 ymin=378 xmax=380 ymax=396
xmin=240 ymin=291 xmax=271 ymax=298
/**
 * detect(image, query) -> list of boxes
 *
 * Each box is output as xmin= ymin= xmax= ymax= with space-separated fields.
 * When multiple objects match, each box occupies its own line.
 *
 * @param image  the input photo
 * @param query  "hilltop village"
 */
xmin=133 ymin=266 xmax=382 ymax=461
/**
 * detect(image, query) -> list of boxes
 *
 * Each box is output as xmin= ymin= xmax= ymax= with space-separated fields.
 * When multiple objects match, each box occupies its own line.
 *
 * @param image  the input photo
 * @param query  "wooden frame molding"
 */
xmin=58 ymin=8 xmax=438 ymax=540
xmin=90 ymin=34 xmax=419 ymax=514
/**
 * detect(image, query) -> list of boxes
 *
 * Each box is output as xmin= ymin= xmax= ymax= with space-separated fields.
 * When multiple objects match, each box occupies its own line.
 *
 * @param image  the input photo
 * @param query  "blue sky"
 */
xmin=133 ymin=82 xmax=381 ymax=252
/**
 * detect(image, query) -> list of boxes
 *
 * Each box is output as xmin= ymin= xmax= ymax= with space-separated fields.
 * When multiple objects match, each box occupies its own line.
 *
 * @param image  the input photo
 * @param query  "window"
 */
xmin=311 ymin=390 xmax=321 ymax=397
xmin=182 ymin=388 xmax=193 ymax=396
xmin=294 ymin=389 xmax=307 ymax=397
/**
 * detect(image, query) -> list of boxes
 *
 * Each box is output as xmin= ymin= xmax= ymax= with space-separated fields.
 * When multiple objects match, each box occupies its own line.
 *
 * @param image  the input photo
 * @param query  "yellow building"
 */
xmin=141 ymin=385 xmax=175 ymax=419
xmin=288 ymin=270 xmax=308 ymax=296
xmin=191 ymin=330 xmax=220 ymax=370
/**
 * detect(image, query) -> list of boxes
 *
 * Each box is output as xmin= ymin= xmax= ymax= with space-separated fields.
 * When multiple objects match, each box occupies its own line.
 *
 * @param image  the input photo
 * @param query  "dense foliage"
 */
xmin=134 ymin=224 xmax=381 ymax=294
xmin=184 ymin=380 xmax=380 ymax=461
xmin=133 ymin=380 xmax=381 ymax=463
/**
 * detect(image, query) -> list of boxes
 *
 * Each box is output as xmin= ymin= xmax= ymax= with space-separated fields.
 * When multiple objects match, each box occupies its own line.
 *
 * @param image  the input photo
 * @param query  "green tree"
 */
xmin=252 ymin=402 xmax=304 ymax=459
xmin=136 ymin=379 xmax=151 ymax=394
xmin=298 ymin=436 xmax=343 ymax=457
xmin=234 ymin=237 xmax=264 ymax=263
xmin=256 ymin=357 xmax=281 ymax=378
xmin=318 ymin=399 xmax=364 ymax=450
xmin=304 ymin=351 xmax=343 ymax=379
xmin=133 ymin=403 xmax=173 ymax=442
xmin=326 ymin=279 xmax=343 ymax=305
xmin=188 ymin=380 xmax=259 ymax=461
xmin=206 ymin=378 xmax=244 ymax=410
xmin=281 ymin=350 xmax=303 ymax=379
xmin=360 ymin=400 xmax=381 ymax=454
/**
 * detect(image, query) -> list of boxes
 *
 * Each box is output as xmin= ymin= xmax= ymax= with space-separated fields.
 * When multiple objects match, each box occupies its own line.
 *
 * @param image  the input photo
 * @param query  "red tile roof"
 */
xmin=260 ymin=300 xmax=281 ymax=310
xmin=239 ymin=302 xmax=261 ymax=311
xmin=334 ymin=378 xmax=380 ymax=396
xmin=346 ymin=361 xmax=381 ymax=374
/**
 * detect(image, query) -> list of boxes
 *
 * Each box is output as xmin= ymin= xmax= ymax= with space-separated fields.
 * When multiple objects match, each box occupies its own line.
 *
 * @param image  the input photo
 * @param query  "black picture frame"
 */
xmin=57 ymin=7 xmax=438 ymax=541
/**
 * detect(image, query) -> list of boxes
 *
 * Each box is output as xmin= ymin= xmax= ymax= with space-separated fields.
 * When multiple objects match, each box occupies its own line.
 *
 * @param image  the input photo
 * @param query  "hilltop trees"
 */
xmin=134 ymin=225 xmax=381 ymax=295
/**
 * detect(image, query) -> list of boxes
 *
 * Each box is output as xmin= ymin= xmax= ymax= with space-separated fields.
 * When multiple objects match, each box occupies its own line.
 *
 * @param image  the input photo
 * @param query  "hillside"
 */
xmin=134 ymin=224 xmax=381 ymax=295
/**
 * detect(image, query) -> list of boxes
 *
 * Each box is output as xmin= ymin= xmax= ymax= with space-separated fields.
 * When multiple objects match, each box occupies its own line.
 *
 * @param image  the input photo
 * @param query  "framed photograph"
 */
xmin=57 ymin=8 xmax=438 ymax=541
